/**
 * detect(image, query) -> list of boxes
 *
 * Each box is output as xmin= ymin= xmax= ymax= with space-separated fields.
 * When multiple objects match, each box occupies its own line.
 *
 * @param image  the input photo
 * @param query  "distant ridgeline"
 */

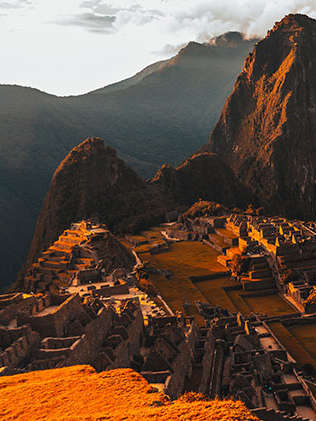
xmin=0 ymin=32 xmax=257 ymax=288
xmin=6 ymin=15 xmax=316 ymax=421
xmin=7 ymin=13 xmax=316 ymax=289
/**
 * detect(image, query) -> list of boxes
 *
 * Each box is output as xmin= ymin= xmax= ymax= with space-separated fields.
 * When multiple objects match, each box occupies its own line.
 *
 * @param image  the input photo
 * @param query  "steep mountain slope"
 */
xmin=89 ymin=59 xmax=169 ymax=95
xmin=0 ymin=86 xmax=91 ymax=291
xmin=0 ymin=32 xmax=257 ymax=287
xmin=66 ymin=32 xmax=257 ymax=171
xmin=25 ymin=137 xmax=175 ymax=269
xmin=23 ymin=138 xmax=250 ymax=275
xmin=151 ymin=152 xmax=250 ymax=207
xmin=206 ymin=14 xmax=316 ymax=218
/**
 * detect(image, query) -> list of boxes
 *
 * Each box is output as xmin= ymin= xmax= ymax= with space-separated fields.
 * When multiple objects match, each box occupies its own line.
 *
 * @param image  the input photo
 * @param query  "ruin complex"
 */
xmin=3 ymin=212 xmax=316 ymax=420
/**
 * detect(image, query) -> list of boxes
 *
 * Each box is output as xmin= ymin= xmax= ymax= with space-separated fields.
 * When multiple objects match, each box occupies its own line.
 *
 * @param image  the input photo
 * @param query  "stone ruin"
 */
xmin=23 ymin=220 xmax=134 ymax=294
xmin=0 ymin=290 xmax=201 ymax=400
xmin=4 ymin=214 xmax=316 ymax=418
xmin=193 ymin=303 xmax=315 ymax=421
xmin=162 ymin=209 xmax=316 ymax=418
xmin=0 ymin=292 xmax=144 ymax=374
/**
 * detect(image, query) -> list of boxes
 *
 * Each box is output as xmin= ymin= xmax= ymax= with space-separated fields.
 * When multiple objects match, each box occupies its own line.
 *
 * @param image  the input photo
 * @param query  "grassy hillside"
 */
xmin=0 ymin=365 xmax=259 ymax=420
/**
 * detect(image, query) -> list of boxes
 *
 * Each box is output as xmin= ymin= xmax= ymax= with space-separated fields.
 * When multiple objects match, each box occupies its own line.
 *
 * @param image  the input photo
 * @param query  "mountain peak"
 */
xmin=208 ymin=31 xmax=246 ymax=47
xmin=74 ymin=136 xmax=106 ymax=151
xmin=178 ymin=31 xmax=256 ymax=57
xmin=57 ymin=137 xmax=110 ymax=166
xmin=271 ymin=13 xmax=316 ymax=33
xmin=207 ymin=13 xmax=316 ymax=218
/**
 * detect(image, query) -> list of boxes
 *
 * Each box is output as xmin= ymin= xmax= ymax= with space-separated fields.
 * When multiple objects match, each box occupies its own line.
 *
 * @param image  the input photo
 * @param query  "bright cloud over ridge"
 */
xmin=1 ymin=0 xmax=316 ymax=95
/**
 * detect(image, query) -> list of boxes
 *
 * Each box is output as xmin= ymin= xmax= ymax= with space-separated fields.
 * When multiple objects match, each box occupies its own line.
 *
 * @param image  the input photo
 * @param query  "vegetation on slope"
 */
xmin=0 ymin=365 xmax=259 ymax=420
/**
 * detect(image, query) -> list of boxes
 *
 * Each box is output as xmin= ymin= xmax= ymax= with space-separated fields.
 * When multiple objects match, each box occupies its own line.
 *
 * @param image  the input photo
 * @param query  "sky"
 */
xmin=1 ymin=0 xmax=316 ymax=96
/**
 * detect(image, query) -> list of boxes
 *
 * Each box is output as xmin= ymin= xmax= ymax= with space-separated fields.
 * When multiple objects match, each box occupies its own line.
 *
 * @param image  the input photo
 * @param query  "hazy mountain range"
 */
xmin=1 ymin=31 xmax=257 ymax=288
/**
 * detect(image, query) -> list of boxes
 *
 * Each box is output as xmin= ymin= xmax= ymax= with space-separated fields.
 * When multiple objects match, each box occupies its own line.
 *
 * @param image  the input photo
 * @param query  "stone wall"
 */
xmin=199 ymin=332 xmax=216 ymax=394
xmin=252 ymin=407 xmax=308 ymax=421
xmin=41 ymin=336 xmax=80 ymax=349
xmin=141 ymin=370 xmax=170 ymax=384
xmin=0 ymin=325 xmax=39 ymax=368
xmin=164 ymin=339 xmax=192 ymax=399
xmin=68 ymin=306 xmax=114 ymax=366
xmin=0 ymin=325 xmax=29 ymax=349
xmin=0 ymin=293 xmax=23 ymax=309
xmin=0 ymin=295 xmax=50 ymax=326
xmin=92 ymin=284 xmax=129 ymax=297
xmin=18 ymin=294 xmax=91 ymax=338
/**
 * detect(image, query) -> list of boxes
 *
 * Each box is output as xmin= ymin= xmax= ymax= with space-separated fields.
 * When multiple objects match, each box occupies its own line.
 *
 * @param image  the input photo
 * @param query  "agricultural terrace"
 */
xmin=142 ymin=241 xmax=225 ymax=322
xmin=135 ymin=229 xmax=296 ymax=322
xmin=226 ymin=290 xmax=295 ymax=317
xmin=268 ymin=322 xmax=316 ymax=368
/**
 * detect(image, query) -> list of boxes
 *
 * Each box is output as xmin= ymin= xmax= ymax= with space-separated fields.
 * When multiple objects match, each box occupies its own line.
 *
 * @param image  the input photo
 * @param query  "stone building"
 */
xmin=0 ymin=292 xmax=144 ymax=374
xmin=138 ymin=316 xmax=197 ymax=399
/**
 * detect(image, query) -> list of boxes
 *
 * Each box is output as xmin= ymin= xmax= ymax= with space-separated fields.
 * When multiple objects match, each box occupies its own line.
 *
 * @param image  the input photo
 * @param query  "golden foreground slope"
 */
xmin=0 ymin=365 xmax=259 ymax=421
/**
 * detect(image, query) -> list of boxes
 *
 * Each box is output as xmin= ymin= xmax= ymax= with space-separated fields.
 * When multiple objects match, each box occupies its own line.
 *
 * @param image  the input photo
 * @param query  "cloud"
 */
xmin=54 ymin=1 xmax=164 ymax=33
xmin=58 ymin=12 xmax=116 ymax=33
xmin=0 ymin=0 xmax=31 ymax=8
xmin=80 ymin=0 xmax=119 ymax=15
xmin=157 ymin=0 xmax=316 ymax=38
xmin=153 ymin=42 xmax=187 ymax=57
xmin=53 ymin=0 xmax=316 ymax=39
xmin=150 ymin=0 xmax=316 ymax=57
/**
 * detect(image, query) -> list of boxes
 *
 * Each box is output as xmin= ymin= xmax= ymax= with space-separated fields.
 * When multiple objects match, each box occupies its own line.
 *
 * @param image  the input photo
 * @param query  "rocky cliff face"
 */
xmin=25 ymin=137 xmax=174 ymax=268
xmin=206 ymin=14 xmax=316 ymax=218
xmin=151 ymin=152 xmax=251 ymax=208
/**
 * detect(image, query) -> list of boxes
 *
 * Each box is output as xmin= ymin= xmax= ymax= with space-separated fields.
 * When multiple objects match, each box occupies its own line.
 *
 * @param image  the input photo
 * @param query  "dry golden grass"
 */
xmin=135 ymin=242 xmax=167 ymax=254
xmin=126 ymin=234 xmax=148 ymax=243
xmin=145 ymin=241 xmax=224 ymax=278
xmin=141 ymin=227 xmax=165 ymax=241
xmin=0 ymin=366 xmax=259 ymax=421
xmin=226 ymin=289 xmax=251 ymax=314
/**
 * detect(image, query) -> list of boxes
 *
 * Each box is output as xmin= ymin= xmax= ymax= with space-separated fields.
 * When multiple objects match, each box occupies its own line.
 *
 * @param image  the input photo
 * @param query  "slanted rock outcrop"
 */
xmin=205 ymin=14 xmax=316 ymax=218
